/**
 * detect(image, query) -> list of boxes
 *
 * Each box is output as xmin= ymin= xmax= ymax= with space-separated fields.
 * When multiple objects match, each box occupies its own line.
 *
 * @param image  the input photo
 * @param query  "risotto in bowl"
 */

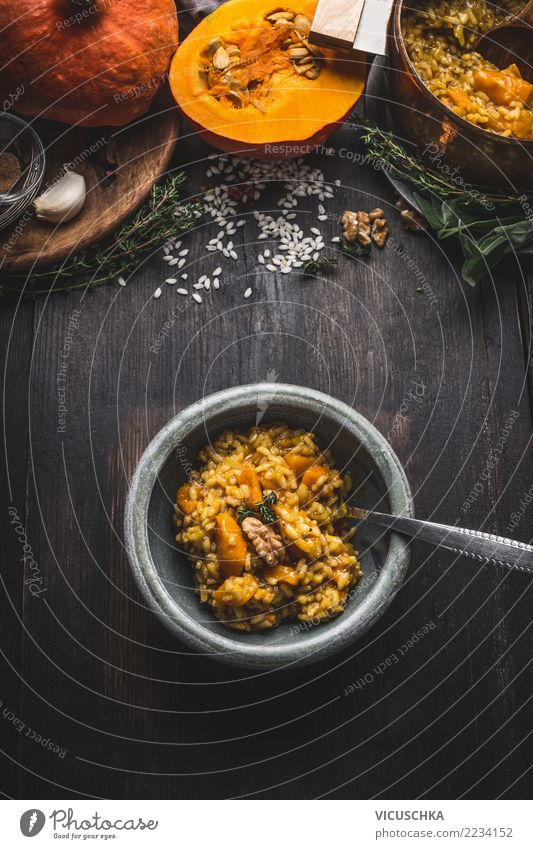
xmin=124 ymin=384 xmax=413 ymax=669
xmin=174 ymin=424 xmax=363 ymax=632
xmin=389 ymin=0 xmax=533 ymax=187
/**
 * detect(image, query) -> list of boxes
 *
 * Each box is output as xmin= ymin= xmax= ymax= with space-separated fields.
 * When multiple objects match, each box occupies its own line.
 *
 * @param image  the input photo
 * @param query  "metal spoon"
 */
xmin=337 ymin=506 xmax=533 ymax=575
xmin=475 ymin=0 xmax=533 ymax=83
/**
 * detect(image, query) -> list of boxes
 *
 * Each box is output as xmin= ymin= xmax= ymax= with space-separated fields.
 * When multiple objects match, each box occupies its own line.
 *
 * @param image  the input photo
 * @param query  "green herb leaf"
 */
xmin=237 ymin=504 xmax=255 ymax=522
xmin=360 ymin=119 xmax=533 ymax=285
xmin=415 ymin=193 xmax=533 ymax=286
xmin=302 ymin=256 xmax=336 ymax=276
xmin=240 ymin=491 xmax=278 ymax=524
xmin=258 ymin=503 xmax=277 ymax=524
xmin=341 ymin=238 xmax=371 ymax=259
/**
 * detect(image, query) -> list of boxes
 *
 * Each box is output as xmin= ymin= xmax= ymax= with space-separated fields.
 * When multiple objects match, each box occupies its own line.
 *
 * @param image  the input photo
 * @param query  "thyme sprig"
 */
xmin=237 ymin=504 xmax=255 ymax=522
xmin=257 ymin=491 xmax=278 ymax=524
xmin=302 ymin=255 xmax=336 ymax=276
xmin=358 ymin=120 xmax=533 ymax=284
xmin=0 ymin=173 xmax=200 ymax=298
xmin=237 ymin=491 xmax=278 ymax=525
xmin=358 ymin=120 xmax=521 ymax=207
xmin=340 ymin=238 xmax=371 ymax=260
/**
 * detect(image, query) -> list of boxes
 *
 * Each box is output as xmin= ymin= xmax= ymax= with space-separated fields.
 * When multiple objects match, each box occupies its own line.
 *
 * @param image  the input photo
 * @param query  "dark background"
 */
xmin=1 ymin=96 xmax=532 ymax=798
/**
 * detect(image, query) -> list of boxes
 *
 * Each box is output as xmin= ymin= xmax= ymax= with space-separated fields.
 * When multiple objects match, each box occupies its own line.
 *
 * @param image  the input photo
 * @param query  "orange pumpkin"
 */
xmin=0 ymin=0 xmax=178 ymax=127
xmin=215 ymin=512 xmax=248 ymax=577
xmin=169 ymin=0 xmax=366 ymax=158
xmin=238 ymin=463 xmax=262 ymax=506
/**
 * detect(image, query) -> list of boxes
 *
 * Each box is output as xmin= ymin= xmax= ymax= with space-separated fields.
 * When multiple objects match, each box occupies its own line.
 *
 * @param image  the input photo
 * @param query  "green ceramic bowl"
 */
xmin=124 ymin=383 xmax=414 ymax=669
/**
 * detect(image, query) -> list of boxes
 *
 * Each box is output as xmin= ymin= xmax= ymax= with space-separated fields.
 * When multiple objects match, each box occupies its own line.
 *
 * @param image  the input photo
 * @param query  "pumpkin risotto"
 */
xmin=173 ymin=424 xmax=362 ymax=631
xmin=401 ymin=0 xmax=533 ymax=140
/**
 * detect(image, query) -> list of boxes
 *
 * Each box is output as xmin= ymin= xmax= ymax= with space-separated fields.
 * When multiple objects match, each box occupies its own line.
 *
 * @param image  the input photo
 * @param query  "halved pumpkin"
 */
xmin=169 ymin=0 xmax=367 ymax=158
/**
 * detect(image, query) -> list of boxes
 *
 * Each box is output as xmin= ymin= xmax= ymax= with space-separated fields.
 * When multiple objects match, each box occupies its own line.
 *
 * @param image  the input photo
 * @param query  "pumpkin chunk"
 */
xmin=446 ymin=88 xmax=473 ymax=111
xmin=215 ymin=512 xmax=248 ymax=576
xmin=473 ymin=66 xmax=533 ymax=107
xmin=263 ymin=564 xmax=299 ymax=585
xmin=175 ymin=483 xmax=197 ymax=515
xmin=238 ymin=463 xmax=263 ymax=505
xmin=302 ymin=464 xmax=329 ymax=488
xmin=285 ymin=453 xmax=315 ymax=476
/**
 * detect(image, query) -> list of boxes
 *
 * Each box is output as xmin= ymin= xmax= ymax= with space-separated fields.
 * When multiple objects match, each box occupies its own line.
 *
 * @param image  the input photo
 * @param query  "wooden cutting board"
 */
xmin=0 ymin=99 xmax=180 ymax=272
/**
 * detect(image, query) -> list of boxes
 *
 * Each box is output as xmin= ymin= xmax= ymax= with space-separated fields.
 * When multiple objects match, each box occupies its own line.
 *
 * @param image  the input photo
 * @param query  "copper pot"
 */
xmin=388 ymin=0 xmax=533 ymax=189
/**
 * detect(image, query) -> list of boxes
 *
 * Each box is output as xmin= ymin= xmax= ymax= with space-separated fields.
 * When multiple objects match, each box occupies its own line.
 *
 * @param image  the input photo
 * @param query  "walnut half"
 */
xmin=341 ymin=210 xmax=371 ymax=246
xmin=342 ymin=208 xmax=389 ymax=248
xmin=396 ymin=198 xmax=427 ymax=231
xmin=369 ymin=208 xmax=389 ymax=248
xmin=241 ymin=516 xmax=284 ymax=566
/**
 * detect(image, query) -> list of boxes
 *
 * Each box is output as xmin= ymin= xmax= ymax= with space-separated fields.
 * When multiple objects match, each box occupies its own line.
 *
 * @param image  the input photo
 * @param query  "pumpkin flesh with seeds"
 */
xmin=169 ymin=0 xmax=367 ymax=157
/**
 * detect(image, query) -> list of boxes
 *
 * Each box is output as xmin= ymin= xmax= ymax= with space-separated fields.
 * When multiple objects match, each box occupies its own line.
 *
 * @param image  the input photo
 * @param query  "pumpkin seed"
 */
xmin=294 ymin=63 xmax=309 ymax=75
xmin=305 ymin=65 xmax=321 ymax=79
xmin=305 ymin=41 xmax=324 ymax=58
xmin=293 ymin=14 xmax=311 ymax=36
xmin=288 ymin=46 xmax=309 ymax=58
xmin=213 ymin=46 xmax=230 ymax=70
xmin=226 ymin=45 xmax=240 ymax=56
xmin=295 ymin=56 xmax=313 ymax=66
xmin=207 ymin=38 xmax=222 ymax=55
xmin=221 ymin=71 xmax=233 ymax=85
xmin=226 ymin=90 xmax=244 ymax=107
xmin=267 ymin=11 xmax=295 ymax=21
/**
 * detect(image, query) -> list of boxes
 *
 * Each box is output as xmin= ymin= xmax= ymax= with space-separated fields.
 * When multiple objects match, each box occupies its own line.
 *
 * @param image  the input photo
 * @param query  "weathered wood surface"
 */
xmin=1 ymin=114 xmax=532 ymax=800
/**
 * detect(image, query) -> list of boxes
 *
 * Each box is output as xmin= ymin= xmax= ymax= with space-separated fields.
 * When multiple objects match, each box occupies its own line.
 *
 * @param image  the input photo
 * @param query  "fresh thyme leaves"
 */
xmin=238 ymin=491 xmax=278 ymax=525
xmin=302 ymin=255 xmax=336 ymax=276
xmin=359 ymin=120 xmax=533 ymax=284
xmin=0 ymin=173 xmax=200 ymax=298
xmin=341 ymin=238 xmax=371 ymax=260
xmin=359 ymin=121 xmax=517 ymax=207
xmin=237 ymin=504 xmax=255 ymax=522
xmin=257 ymin=491 xmax=278 ymax=524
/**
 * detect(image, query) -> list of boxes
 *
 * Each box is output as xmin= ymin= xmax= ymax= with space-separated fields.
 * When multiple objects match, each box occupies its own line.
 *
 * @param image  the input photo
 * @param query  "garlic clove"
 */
xmin=34 ymin=171 xmax=86 ymax=223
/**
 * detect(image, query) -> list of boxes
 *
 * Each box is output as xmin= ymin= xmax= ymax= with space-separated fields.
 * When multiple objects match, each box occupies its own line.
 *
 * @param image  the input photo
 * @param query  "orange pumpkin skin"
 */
xmin=0 ymin=0 xmax=179 ymax=127
xmin=169 ymin=0 xmax=366 ymax=159
xmin=182 ymin=116 xmax=355 ymax=160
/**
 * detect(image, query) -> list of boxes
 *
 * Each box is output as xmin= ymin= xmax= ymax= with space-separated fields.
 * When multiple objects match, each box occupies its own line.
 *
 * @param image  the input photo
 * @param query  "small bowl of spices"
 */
xmin=0 ymin=112 xmax=46 ymax=230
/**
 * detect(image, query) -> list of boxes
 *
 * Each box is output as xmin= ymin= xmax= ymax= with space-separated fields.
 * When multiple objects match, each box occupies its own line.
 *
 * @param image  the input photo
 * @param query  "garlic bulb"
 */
xmin=34 ymin=171 xmax=86 ymax=223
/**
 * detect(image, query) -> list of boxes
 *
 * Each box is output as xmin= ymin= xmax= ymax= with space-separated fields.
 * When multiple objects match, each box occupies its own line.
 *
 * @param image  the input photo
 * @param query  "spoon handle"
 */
xmin=346 ymin=508 xmax=533 ymax=575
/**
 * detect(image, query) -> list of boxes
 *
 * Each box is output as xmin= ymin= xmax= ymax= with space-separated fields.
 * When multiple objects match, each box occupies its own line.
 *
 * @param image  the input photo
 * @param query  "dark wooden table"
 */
xmin=1 ymin=110 xmax=532 ymax=800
